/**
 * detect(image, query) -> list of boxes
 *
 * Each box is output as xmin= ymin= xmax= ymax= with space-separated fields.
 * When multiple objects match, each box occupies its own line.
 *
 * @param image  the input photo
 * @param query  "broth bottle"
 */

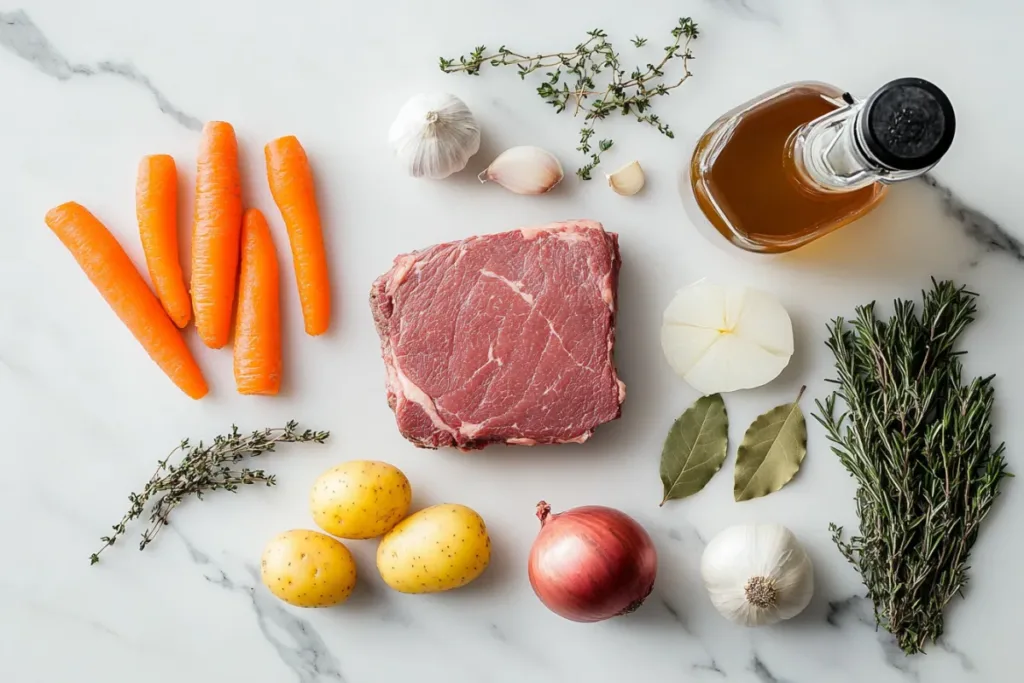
xmin=689 ymin=78 xmax=955 ymax=254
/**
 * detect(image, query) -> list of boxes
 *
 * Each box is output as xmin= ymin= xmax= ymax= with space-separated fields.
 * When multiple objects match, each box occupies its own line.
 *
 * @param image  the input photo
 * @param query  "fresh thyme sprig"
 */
xmin=440 ymin=17 xmax=699 ymax=179
xmin=815 ymin=280 xmax=1010 ymax=654
xmin=90 ymin=421 xmax=329 ymax=565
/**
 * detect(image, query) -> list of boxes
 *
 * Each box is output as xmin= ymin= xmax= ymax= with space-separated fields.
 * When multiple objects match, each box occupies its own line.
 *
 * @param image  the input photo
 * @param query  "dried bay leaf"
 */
xmin=734 ymin=387 xmax=807 ymax=501
xmin=660 ymin=394 xmax=729 ymax=504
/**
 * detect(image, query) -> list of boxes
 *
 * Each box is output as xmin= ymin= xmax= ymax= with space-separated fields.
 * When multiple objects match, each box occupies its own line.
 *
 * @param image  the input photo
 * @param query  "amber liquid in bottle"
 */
xmin=691 ymin=84 xmax=886 ymax=253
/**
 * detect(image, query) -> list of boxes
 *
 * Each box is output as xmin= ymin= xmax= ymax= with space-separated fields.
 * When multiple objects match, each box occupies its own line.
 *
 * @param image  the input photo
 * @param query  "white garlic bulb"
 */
xmin=389 ymin=93 xmax=481 ymax=179
xmin=700 ymin=524 xmax=814 ymax=627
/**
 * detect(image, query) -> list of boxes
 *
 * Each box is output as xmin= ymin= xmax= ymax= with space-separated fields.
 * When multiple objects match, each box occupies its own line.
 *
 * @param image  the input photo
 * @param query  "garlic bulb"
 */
xmin=607 ymin=160 xmax=645 ymax=196
xmin=700 ymin=524 xmax=814 ymax=627
xmin=389 ymin=93 xmax=481 ymax=179
xmin=479 ymin=146 xmax=563 ymax=195
xmin=661 ymin=283 xmax=794 ymax=394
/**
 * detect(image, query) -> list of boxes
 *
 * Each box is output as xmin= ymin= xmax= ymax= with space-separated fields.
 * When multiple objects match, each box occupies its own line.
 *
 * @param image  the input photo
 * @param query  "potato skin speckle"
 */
xmin=310 ymin=461 xmax=412 ymax=540
xmin=376 ymin=504 xmax=491 ymax=594
xmin=260 ymin=530 xmax=356 ymax=608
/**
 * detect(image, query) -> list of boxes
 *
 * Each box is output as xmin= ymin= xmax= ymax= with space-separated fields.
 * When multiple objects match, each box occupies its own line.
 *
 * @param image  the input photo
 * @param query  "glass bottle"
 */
xmin=688 ymin=78 xmax=955 ymax=254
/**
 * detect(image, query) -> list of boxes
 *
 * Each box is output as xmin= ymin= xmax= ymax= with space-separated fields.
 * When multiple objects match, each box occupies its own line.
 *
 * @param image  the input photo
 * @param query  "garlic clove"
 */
xmin=389 ymin=93 xmax=481 ymax=179
xmin=606 ymin=160 xmax=645 ymax=195
xmin=661 ymin=283 xmax=794 ymax=394
xmin=479 ymin=146 xmax=564 ymax=195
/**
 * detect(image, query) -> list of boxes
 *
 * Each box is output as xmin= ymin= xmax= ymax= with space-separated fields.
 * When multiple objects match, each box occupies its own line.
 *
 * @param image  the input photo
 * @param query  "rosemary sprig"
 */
xmin=440 ymin=17 xmax=699 ymax=179
xmin=90 ymin=421 xmax=329 ymax=565
xmin=815 ymin=280 xmax=1010 ymax=654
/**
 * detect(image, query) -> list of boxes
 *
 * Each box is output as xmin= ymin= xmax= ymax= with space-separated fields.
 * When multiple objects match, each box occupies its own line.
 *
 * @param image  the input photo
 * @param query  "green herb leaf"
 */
xmin=438 ymin=17 xmax=699 ymax=178
xmin=816 ymin=280 xmax=1010 ymax=654
xmin=734 ymin=387 xmax=807 ymax=501
xmin=90 ymin=422 xmax=330 ymax=565
xmin=659 ymin=394 xmax=728 ymax=504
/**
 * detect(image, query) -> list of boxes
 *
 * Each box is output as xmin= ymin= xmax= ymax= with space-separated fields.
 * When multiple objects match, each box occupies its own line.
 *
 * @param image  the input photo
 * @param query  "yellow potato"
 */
xmin=310 ymin=460 xmax=412 ymax=539
xmin=260 ymin=530 xmax=356 ymax=608
xmin=377 ymin=503 xmax=491 ymax=593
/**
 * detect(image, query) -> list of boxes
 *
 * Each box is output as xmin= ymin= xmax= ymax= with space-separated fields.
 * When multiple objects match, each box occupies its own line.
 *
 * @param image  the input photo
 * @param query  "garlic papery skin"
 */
xmin=389 ymin=93 xmax=481 ymax=179
xmin=661 ymin=283 xmax=794 ymax=394
xmin=479 ymin=146 xmax=564 ymax=195
xmin=700 ymin=524 xmax=814 ymax=627
xmin=607 ymin=160 xmax=645 ymax=195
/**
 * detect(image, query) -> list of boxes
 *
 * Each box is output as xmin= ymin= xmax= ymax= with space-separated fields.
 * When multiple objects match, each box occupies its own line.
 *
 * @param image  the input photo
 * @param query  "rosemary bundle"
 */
xmin=440 ymin=17 xmax=699 ymax=179
xmin=816 ymin=280 xmax=1010 ymax=654
xmin=91 ymin=422 xmax=329 ymax=565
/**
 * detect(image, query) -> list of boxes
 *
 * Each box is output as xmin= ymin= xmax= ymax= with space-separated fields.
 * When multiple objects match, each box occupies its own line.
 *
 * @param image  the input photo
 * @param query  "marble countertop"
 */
xmin=2 ymin=1 xmax=1023 ymax=681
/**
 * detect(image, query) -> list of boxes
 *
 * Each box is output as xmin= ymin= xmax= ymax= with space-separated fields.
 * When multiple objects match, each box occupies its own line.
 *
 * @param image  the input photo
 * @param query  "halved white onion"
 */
xmin=660 ymin=284 xmax=794 ymax=394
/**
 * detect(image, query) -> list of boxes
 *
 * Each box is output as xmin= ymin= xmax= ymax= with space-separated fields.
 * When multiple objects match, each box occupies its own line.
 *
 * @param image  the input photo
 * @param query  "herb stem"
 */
xmin=440 ymin=17 xmax=699 ymax=179
xmin=815 ymin=280 xmax=1009 ymax=654
xmin=90 ymin=422 xmax=329 ymax=565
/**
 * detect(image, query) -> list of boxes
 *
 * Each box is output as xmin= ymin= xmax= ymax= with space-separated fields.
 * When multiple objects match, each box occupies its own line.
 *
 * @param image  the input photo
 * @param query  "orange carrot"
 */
xmin=136 ymin=154 xmax=191 ymax=328
xmin=234 ymin=209 xmax=281 ymax=395
xmin=265 ymin=135 xmax=330 ymax=336
xmin=45 ymin=202 xmax=208 ymax=399
xmin=192 ymin=121 xmax=242 ymax=348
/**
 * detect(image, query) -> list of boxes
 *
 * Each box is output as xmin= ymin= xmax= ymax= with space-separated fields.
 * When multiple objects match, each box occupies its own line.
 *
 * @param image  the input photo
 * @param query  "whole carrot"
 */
xmin=136 ymin=154 xmax=191 ymax=328
xmin=192 ymin=121 xmax=242 ymax=348
xmin=234 ymin=209 xmax=281 ymax=395
xmin=265 ymin=135 xmax=330 ymax=336
xmin=45 ymin=202 xmax=208 ymax=399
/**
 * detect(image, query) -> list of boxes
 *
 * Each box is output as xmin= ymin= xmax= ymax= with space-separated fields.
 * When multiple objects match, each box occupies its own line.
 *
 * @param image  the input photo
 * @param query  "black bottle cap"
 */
xmin=858 ymin=77 xmax=955 ymax=171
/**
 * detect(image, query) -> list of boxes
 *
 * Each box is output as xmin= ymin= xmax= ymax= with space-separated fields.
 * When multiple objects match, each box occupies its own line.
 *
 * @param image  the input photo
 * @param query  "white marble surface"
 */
xmin=2 ymin=1 xmax=1023 ymax=681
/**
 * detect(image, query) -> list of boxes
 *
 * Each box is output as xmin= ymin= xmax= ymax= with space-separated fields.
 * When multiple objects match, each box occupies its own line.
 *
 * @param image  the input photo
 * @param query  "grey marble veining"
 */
xmin=693 ymin=660 xmax=727 ymax=677
xmin=920 ymin=174 xmax=1024 ymax=263
xmin=716 ymin=0 xmax=780 ymax=25
xmin=0 ymin=9 xmax=201 ymax=130
xmin=825 ymin=595 xmax=870 ymax=628
xmin=935 ymin=640 xmax=975 ymax=673
xmin=658 ymin=595 xmax=689 ymax=630
xmin=179 ymin=533 xmax=346 ymax=682
xmin=750 ymin=654 xmax=787 ymax=683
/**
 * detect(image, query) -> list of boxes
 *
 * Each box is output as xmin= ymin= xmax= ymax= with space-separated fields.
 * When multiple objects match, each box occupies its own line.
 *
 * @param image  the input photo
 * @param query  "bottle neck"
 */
xmin=788 ymin=96 xmax=934 ymax=193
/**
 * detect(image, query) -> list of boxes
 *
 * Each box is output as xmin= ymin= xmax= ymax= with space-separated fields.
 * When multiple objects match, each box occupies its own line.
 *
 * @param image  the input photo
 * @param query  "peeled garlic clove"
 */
xmin=389 ymin=93 xmax=481 ymax=179
xmin=660 ymin=283 xmax=793 ymax=394
xmin=607 ymin=160 xmax=645 ymax=196
xmin=479 ymin=146 xmax=563 ymax=195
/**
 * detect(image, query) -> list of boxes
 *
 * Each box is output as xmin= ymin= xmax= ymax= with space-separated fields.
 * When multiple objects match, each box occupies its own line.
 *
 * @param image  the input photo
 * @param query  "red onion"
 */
xmin=528 ymin=501 xmax=658 ymax=622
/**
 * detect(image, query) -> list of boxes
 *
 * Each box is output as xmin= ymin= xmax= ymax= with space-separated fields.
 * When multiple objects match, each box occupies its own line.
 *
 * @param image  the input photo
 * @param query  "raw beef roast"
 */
xmin=370 ymin=220 xmax=625 ymax=450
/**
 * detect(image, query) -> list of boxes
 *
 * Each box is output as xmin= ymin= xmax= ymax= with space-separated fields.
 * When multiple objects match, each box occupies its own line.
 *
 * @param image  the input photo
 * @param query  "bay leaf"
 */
xmin=734 ymin=387 xmax=807 ymax=502
xmin=660 ymin=394 xmax=729 ymax=504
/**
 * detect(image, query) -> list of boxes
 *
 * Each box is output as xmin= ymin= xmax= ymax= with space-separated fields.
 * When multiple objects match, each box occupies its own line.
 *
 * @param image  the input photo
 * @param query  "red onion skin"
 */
xmin=528 ymin=502 xmax=658 ymax=622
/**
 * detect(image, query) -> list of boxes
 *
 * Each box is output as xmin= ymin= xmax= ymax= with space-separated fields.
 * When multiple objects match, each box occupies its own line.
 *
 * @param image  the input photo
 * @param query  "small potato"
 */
xmin=310 ymin=460 xmax=412 ymax=539
xmin=261 ymin=529 xmax=356 ymax=608
xmin=377 ymin=503 xmax=491 ymax=594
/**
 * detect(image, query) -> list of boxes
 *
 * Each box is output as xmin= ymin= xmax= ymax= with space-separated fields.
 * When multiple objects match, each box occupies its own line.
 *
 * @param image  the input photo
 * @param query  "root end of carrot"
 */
xmin=237 ymin=387 xmax=281 ymax=396
xmin=200 ymin=338 xmax=228 ymax=350
xmin=188 ymin=385 xmax=211 ymax=400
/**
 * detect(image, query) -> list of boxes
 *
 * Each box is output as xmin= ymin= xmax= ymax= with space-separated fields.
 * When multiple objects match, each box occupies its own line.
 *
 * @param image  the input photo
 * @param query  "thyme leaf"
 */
xmin=90 ymin=421 xmax=329 ymax=565
xmin=440 ymin=17 xmax=699 ymax=178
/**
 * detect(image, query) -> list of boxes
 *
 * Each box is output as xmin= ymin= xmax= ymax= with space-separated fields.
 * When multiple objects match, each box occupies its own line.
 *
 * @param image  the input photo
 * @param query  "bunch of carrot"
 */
xmin=45 ymin=122 xmax=330 ymax=399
